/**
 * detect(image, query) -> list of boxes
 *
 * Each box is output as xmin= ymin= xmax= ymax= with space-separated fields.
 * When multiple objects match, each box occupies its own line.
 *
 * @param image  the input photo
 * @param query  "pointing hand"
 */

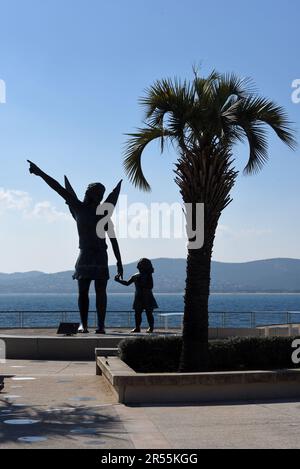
xmin=27 ymin=160 xmax=42 ymax=176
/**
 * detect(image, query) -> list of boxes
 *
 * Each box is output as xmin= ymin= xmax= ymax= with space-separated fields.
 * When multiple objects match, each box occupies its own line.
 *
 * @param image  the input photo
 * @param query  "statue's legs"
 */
xmin=95 ymin=279 xmax=108 ymax=333
xmin=78 ymin=278 xmax=92 ymax=331
xmin=131 ymin=309 xmax=154 ymax=333
xmin=132 ymin=308 xmax=143 ymax=333
xmin=145 ymin=309 xmax=154 ymax=332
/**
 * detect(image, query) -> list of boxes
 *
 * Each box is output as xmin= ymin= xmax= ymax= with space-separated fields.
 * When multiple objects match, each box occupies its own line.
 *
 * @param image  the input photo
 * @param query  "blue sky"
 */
xmin=0 ymin=0 xmax=299 ymax=272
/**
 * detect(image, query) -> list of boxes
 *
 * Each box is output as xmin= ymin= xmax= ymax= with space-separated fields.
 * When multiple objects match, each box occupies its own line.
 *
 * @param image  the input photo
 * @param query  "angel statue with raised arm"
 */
xmin=27 ymin=160 xmax=123 ymax=334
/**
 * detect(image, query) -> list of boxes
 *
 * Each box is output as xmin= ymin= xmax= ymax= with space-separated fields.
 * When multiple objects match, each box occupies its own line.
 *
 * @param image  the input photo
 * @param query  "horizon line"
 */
xmin=1 ymin=256 xmax=300 ymax=276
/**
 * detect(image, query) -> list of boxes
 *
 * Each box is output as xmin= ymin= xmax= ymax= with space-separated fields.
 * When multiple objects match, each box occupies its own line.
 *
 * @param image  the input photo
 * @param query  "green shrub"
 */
xmin=118 ymin=336 xmax=182 ymax=373
xmin=118 ymin=336 xmax=300 ymax=373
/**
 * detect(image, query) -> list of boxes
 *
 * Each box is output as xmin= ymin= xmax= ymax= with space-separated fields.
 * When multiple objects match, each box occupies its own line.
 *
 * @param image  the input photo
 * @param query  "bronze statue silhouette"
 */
xmin=27 ymin=160 xmax=123 ymax=334
xmin=115 ymin=258 xmax=158 ymax=333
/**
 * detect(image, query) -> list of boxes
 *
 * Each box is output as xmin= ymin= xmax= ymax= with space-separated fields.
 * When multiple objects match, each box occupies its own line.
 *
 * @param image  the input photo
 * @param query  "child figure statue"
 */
xmin=115 ymin=258 xmax=158 ymax=333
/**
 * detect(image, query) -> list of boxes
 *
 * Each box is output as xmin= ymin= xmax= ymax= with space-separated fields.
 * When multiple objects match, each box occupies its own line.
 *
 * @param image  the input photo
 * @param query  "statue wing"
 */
xmin=98 ymin=180 xmax=122 ymax=231
xmin=64 ymin=176 xmax=78 ymax=199
xmin=103 ymin=180 xmax=122 ymax=210
xmin=64 ymin=176 xmax=78 ymax=219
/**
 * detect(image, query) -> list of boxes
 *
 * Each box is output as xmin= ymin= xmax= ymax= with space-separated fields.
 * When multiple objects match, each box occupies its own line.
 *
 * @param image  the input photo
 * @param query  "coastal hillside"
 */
xmin=0 ymin=258 xmax=299 ymax=293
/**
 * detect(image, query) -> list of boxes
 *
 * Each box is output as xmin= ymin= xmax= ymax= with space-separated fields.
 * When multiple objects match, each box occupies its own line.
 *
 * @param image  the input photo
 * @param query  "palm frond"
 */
xmin=256 ymin=99 xmax=297 ymax=150
xmin=124 ymin=126 xmax=172 ymax=191
xmin=214 ymin=73 xmax=255 ymax=110
xmin=140 ymin=78 xmax=194 ymax=129
xmin=234 ymin=96 xmax=296 ymax=173
xmin=124 ymin=68 xmax=296 ymax=190
xmin=193 ymin=69 xmax=220 ymax=103
xmin=240 ymin=122 xmax=269 ymax=174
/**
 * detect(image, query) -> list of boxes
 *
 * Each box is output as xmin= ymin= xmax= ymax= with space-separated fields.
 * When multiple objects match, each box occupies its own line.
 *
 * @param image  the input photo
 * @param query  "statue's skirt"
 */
xmin=72 ymin=248 xmax=109 ymax=281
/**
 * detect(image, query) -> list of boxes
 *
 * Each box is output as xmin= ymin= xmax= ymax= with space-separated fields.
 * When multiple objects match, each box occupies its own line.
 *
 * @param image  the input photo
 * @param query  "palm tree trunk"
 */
xmin=175 ymin=147 xmax=237 ymax=372
xmin=179 ymin=242 xmax=213 ymax=372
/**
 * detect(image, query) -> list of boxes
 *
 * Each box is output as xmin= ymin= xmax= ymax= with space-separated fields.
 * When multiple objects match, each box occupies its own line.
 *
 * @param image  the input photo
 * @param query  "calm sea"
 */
xmin=0 ymin=293 xmax=300 ymax=329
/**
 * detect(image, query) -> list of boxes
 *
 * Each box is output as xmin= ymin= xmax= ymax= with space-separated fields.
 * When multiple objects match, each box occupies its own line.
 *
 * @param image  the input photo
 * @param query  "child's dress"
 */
xmin=131 ymin=273 xmax=158 ymax=311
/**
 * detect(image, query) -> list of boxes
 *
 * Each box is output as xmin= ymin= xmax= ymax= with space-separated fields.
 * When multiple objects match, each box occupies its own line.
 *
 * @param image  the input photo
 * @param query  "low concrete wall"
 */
xmin=1 ymin=329 xmax=259 ymax=360
xmin=209 ymin=328 xmax=259 ymax=339
xmin=97 ymin=357 xmax=300 ymax=405
xmin=1 ymin=335 xmax=124 ymax=360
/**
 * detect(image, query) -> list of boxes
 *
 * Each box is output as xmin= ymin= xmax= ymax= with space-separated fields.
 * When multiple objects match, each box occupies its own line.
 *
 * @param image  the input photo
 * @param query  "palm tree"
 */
xmin=124 ymin=70 xmax=296 ymax=372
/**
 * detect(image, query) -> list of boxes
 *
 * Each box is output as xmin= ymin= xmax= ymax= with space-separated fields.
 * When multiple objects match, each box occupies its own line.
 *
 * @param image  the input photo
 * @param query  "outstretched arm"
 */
xmin=27 ymin=160 xmax=78 ymax=204
xmin=115 ymin=275 xmax=135 ymax=287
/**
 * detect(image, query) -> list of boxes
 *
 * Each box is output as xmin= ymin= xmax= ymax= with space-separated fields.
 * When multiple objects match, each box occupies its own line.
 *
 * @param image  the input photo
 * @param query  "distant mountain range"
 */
xmin=0 ymin=258 xmax=300 ymax=293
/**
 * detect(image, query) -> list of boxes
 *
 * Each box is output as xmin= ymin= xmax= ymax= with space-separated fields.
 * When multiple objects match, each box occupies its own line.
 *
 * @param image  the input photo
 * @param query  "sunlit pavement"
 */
xmin=0 ymin=360 xmax=133 ymax=449
xmin=1 ymin=360 xmax=300 ymax=449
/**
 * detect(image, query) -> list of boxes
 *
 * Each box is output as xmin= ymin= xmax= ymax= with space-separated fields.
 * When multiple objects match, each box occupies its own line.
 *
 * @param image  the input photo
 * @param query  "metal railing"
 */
xmin=0 ymin=310 xmax=300 ymax=330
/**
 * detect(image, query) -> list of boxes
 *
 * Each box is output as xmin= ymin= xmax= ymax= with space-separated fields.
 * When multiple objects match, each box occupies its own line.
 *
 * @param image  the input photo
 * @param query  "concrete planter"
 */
xmin=96 ymin=356 xmax=300 ymax=405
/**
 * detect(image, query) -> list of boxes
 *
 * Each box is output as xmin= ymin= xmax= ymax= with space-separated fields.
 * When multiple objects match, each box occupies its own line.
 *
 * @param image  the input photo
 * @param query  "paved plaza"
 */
xmin=1 ymin=360 xmax=300 ymax=449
